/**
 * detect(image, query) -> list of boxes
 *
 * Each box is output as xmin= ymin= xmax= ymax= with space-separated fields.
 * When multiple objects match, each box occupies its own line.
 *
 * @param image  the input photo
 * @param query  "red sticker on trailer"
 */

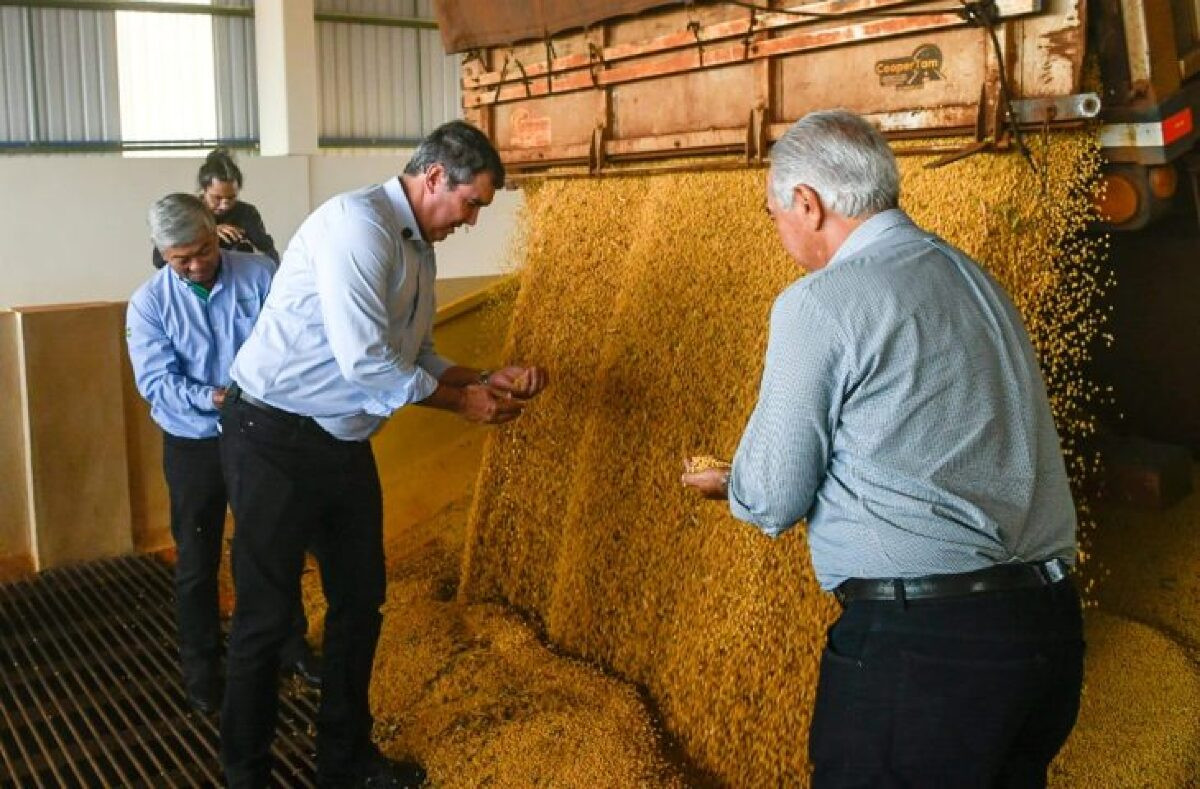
xmin=510 ymin=109 xmax=552 ymax=149
xmin=1162 ymin=108 xmax=1193 ymax=145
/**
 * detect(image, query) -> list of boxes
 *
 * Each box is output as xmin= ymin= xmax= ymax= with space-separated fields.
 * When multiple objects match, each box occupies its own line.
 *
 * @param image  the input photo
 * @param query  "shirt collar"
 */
xmin=827 ymin=208 xmax=914 ymax=268
xmin=383 ymin=176 xmax=427 ymax=245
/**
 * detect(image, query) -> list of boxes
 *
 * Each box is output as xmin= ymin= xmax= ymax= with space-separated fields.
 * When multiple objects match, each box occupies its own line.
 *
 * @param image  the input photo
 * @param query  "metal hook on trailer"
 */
xmin=587 ymin=39 xmax=605 ymax=88
xmin=543 ymin=35 xmax=557 ymax=95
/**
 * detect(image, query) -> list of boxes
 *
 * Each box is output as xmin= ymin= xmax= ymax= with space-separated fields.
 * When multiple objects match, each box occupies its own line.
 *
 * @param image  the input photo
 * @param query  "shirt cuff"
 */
xmin=727 ymin=470 xmax=793 ymax=538
xmin=366 ymin=366 xmax=441 ymax=417
xmin=418 ymin=353 xmax=454 ymax=382
xmin=189 ymin=385 xmax=218 ymax=412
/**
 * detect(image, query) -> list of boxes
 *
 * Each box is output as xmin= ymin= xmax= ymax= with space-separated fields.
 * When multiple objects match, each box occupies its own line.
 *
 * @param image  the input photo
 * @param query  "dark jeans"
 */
xmin=162 ymin=435 xmax=311 ymax=692
xmin=809 ymin=579 xmax=1085 ymax=789
xmin=218 ymin=401 xmax=386 ymax=788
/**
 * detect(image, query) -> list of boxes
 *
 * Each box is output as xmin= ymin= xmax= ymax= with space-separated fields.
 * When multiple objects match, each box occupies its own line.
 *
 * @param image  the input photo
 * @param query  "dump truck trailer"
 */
xmin=434 ymin=0 xmax=1200 ymax=228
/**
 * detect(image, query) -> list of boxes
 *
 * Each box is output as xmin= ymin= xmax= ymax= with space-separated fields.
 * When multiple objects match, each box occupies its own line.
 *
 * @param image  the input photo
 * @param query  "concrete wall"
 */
xmin=0 ymin=152 xmax=523 ymax=309
xmin=308 ymin=153 xmax=524 ymax=281
xmin=0 ymin=155 xmax=308 ymax=308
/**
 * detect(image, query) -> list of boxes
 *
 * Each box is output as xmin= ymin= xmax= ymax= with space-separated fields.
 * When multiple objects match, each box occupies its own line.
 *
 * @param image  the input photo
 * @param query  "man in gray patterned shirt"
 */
xmin=683 ymin=109 xmax=1084 ymax=787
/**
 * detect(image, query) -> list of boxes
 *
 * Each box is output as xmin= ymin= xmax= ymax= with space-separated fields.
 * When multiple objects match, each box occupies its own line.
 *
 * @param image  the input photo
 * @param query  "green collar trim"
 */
xmin=187 ymin=281 xmax=211 ymax=303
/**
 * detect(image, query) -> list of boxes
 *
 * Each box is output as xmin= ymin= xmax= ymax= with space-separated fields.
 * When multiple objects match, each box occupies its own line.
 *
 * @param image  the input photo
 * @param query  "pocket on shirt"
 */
xmin=232 ymin=314 xmax=256 ymax=343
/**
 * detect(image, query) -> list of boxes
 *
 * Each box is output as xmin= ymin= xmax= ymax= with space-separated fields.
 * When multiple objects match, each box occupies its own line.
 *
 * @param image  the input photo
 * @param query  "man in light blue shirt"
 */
xmin=683 ymin=110 xmax=1083 ymax=786
xmin=127 ymin=194 xmax=317 ymax=717
xmin=219 ymin=121 xmax=547 ymax=788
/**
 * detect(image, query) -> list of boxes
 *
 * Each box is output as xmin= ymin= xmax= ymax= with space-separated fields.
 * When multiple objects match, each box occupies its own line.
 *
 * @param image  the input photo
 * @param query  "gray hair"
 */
xmin=403 ymin=120 xmax=506 ymax=189
xmin=148 ymin=193 xmax=215 ymax=251
xmin=769 ymin=109 xmax=900 ymax=217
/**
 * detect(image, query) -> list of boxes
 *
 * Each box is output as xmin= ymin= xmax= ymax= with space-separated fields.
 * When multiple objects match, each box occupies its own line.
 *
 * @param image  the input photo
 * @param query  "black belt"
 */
xmin=833 ymin=559 xmax=1070 ymax=605
xmin=226 ymin=382 xmax=322 ymax=432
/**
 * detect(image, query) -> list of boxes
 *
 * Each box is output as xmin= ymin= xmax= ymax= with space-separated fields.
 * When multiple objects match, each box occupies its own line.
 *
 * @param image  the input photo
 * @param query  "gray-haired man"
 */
xmin=683 ymin=110 xmax=1083 ymax=785
xmin=127 ymin=194 xmax=316 ymax=716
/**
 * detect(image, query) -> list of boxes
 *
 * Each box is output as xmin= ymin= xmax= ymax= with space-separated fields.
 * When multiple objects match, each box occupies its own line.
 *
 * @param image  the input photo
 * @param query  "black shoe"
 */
xmin=182 ymin=656 xmax=221 ymax=715
xmin=184 ymin=676 xmax=220 ymax=716
xmin=317 ymin=750 xmax=426 ymax=789
xmin=284 ymin=653 xmax=322 ymax=688
xmin=358 ymin=752 xmax=426 ymax=788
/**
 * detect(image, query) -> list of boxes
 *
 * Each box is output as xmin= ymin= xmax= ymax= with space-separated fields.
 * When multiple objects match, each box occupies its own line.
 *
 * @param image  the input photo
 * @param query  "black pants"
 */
xmin=162 ymin=435 xmax=310 ymax=692
xmin=809 ymin=578 xmax=1084 ymax=788
xmin=218 ymin=401 xmax=386 ymax=787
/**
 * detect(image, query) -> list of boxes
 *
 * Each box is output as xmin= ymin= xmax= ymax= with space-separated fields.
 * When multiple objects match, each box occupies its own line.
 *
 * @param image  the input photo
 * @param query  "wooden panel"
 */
xmin=17 ymin=303 xmax=133 ymax=569
xmin=0 ymin=284 xmax=511 ymax=574
xmin=463 ymin=0 xmax=1041 ymax=108
xmin=777 ymin=28 xmax=989 ymax=120
xmin=493 ymin=92 xmax=602 ymax=151
xmin=0 ymin=311 xmax=33 ymax=580
xmin=1014 ymin=0 xmax=1087 ymax=98
xmin=612 ymin=63 xmax=755 ymax=138
xmin=606 ymin=3 xmax=746 ymax=47
xmin=119 ymin=308 xmax=171 ymax=555
xmin=1122 ymin=0 xmax=1185 ymax=104
xmin=463 ymin=0 xmax=1087 ymax=172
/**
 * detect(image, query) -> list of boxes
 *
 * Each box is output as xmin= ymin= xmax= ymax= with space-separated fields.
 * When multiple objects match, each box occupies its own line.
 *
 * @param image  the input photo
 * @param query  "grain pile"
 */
xmin=300 ymin=494 xmax=691 ymax=787
xmin=1049 ymin=611 xmax=1200 ymax=786
xmin=1060 ymin=465 xmax=1200 ymax=783
xmin=1090 ymin=470 xmax=1200 ymax=661
xmin=460 ymin=133 xmax=1111 ymax=786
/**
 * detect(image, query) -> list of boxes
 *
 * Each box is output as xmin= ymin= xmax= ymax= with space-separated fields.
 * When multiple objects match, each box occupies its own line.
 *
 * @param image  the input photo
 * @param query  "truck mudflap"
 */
xmin=1099 ymin=80 xmax=1200 ymax=164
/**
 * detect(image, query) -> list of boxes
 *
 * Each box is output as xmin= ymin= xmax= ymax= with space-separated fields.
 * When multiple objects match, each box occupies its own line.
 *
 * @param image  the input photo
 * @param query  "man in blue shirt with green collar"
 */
xmin=127 ymin=193 xmax=317 ymax=717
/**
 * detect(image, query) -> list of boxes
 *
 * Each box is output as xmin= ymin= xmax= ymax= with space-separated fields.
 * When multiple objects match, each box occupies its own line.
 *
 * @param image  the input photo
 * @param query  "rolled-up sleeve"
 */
xmin=313 ymin=210 xmax=440 ymax=411
xmin=126 ymin=295 xmax=216 ymax=416
xmin=729 ymin=289 xmax=844 ymax=537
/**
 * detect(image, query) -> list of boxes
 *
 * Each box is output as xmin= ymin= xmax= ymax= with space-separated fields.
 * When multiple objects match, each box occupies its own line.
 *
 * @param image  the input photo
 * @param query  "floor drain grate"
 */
xmin=0 ymin=554 xmax=317 ymax=787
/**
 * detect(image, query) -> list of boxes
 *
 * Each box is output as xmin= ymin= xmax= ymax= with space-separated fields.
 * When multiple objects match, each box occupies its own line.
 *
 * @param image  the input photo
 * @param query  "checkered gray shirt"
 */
xmin=728 ymin=209 xmax=1077 ymax=589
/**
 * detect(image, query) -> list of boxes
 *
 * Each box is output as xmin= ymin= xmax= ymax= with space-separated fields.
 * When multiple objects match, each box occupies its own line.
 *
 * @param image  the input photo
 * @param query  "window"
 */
xmin=315 ymin=0 xmax=460 ymax=147
xmin=0 ymin=0 xmax=455 ymax=152
xmin=116 ymin=2 xmax=218 ymax=144
xmin=0 ymin=0 xmax=255 ymax=153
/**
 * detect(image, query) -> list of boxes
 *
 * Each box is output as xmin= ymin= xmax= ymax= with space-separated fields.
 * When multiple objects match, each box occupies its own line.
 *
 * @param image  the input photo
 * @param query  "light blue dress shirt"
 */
xmin=229 ymin=177 xmax=452 ymax=441
xmin=127 ymin=250 xmax=276 ymax=439
xmin=728 ymin=209 xmax=1077 ymax=589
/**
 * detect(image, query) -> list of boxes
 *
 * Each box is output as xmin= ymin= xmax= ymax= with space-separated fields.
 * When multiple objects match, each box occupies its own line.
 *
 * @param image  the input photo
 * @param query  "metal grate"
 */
xmin=0 ymin=554 xmax=318 ymax=787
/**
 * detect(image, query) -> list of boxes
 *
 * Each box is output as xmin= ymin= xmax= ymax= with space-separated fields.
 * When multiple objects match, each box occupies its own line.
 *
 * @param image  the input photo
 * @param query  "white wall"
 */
xmin=0 ymin=151 xmax=523 ymax=308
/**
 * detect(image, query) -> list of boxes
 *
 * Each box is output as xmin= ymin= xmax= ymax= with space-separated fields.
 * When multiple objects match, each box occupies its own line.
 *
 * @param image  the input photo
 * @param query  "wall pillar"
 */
xmin=255 ymin=0 xmax=319 ymax=156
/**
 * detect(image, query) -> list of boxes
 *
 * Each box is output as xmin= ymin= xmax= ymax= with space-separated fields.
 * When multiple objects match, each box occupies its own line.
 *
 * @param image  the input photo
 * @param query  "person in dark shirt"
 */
xmin=152 ymin=148 xmax=280 ymax=269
